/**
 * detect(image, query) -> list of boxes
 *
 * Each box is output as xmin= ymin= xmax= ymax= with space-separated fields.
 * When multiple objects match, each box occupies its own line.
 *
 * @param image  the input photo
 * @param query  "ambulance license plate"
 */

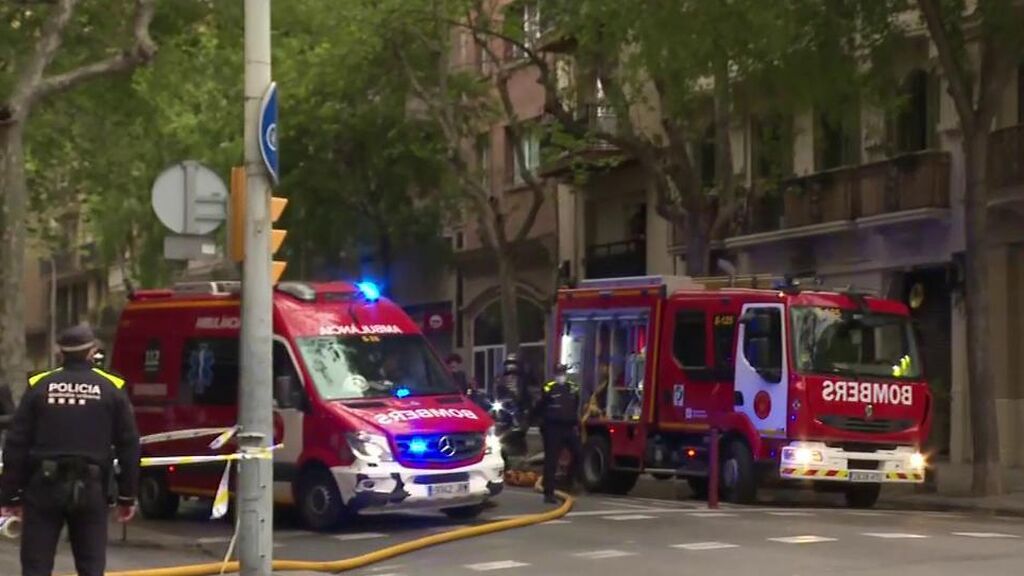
xmin=849 ymin=471 xmax=881 ymax=483
xmin=428 ymin=482 xmax=470 ymax=497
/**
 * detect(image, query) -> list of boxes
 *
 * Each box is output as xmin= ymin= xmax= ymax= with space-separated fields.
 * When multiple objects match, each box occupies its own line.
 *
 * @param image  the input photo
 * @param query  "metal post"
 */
xmin=239 ymin=1 xmax=274 ymax=574
xmin=708 ymin=428 xmax=719 ymax=509
xmin=49 ymin=256 xmax=57 ymax=365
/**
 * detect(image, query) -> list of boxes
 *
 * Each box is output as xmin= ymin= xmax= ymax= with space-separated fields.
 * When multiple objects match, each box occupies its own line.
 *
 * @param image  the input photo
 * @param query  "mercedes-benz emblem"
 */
xmin=437 ymin=436 xmax=457 ymax=457
xmin=865 ymin=404 xmax=874 ymax=420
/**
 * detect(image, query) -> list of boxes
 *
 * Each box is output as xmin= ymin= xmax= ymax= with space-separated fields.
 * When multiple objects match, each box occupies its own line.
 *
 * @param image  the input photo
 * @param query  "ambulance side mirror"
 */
xmin=274 ymin=376 xmax=308 ymax=411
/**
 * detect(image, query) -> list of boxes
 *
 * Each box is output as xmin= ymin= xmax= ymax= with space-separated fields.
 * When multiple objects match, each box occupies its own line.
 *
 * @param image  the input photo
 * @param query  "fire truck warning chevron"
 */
xmin=820 ymin=380 xmax=914 ymax=406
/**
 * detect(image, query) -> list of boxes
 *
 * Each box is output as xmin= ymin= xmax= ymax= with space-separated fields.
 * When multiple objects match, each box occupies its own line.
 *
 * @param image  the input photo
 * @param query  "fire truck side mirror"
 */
xmin=739 ymin=310 xmax=770 ymax=335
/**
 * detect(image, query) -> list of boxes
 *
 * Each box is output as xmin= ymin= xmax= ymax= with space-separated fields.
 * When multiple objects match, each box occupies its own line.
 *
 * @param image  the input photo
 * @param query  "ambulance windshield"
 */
xmin=296 ymin=334 xmax=457 ymax=400
xmin=790 ymin=306 xmax=922 ymax=379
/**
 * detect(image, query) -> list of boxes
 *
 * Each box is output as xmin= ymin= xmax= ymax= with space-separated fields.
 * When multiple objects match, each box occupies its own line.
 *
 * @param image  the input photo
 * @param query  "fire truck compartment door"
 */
xmin=735 ymin=304 xmax=788 ymax=439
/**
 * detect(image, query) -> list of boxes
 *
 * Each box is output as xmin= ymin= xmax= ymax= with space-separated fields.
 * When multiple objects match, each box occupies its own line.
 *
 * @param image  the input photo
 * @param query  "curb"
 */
xmin=877 ymin=497 xmax=1024 ymax=518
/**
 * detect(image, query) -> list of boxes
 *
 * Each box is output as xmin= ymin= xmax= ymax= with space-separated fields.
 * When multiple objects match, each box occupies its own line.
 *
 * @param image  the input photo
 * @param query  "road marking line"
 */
xmin=767 ymin=511 xmax=815 ymax=517
xmin=672 ymin=542 xmax=740 ymax=551
xmin=197 ymin=537 xmax=232 ymax=545
xmin=543 ymin=519 xmax=572 ymax=525
xmin=573 ymin=549 xmax=637 ymax=559
xmin=600 ymin=499 xmax=658 ymax=510
xmin=953 ymin=532 xmax=1020 ymax=538
xmin=623 ymin=497 xmax=702 ymax=509
xmin=367 ymin=565 xmax=406 ymax=573
xmin=465 ymin=560 xmax=531 ymax=571
xmin=689 ymin=512 xmax=736 ymax=518
xmin=768 ymin=535 xmax=838 ymax=544
xmin=862 ymin=533 xmax=929 ymax=539
xmin=333 ymin=532 xmax=388 ymax=541
xmin=604 ymin=514 xmax=657 ymax=521
xmin=845 ymin=511 xmax=890 ymax=517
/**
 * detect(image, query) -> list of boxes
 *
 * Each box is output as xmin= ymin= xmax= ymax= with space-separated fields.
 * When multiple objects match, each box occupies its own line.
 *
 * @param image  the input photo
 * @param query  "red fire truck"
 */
xmin=111 ymin=280 xmax=504 ymax=530
xmin=557 ymin=275 xmax=931 ymax=507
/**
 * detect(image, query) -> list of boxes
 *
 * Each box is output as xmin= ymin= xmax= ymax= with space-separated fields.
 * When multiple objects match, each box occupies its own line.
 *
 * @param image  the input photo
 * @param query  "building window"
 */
xmin=180 ymin=338 xmax=239 ymax=406
xmin=1017 ymin=62 xmax=1024 ymax=124
xmin=753 ymin=114 xmax=794 ymax=180
xmin=892 ymin=69 xmax=936 ymax=153
xmin=511 ymin=1 xmax=541 ymax=59
xmin=506 ymin=126 xmax=541 ymax=185
xmin=815 ymin=107 xmax=861 ymax=171
xmin=672 ymin=310 xmax=707 ymax=371
xmin=477 ymin=133 xmax=491 ymax=189
xmin=472 ymin=297 xmax=546 ymax=394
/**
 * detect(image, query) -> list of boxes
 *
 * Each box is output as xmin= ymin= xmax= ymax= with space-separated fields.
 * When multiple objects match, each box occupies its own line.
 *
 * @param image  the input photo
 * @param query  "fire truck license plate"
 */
xmin=849 ymin=471 xmax=882 ymax=482
xmin=428 ymin=482 xmax=470 ymax=497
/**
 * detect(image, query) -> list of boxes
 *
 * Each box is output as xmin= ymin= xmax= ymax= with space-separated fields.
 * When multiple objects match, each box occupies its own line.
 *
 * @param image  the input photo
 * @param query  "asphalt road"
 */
xmin=2 ymin=487 xmax=1022 ymax=575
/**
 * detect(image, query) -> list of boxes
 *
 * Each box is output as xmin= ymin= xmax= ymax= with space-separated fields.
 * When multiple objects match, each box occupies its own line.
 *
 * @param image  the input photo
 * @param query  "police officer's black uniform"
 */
xmin=0 ymin=325 xmax=141 ymax=576
xmin=533 ymin=364 xmax=582 ymax=503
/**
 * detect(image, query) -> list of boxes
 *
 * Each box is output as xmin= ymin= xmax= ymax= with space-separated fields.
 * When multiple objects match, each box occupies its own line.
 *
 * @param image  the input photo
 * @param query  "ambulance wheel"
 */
xmin=298 ymin=468 xmax=345 ymax=531
xmin=721 ymin=439 xmax=757 ymax=504
xmin=443 ymin=503 xmax=487 ymax=520
xmin=139 ymin=473 xmax=180 ymax=519
xmin=582 ymin=436 xmax=638 ymax=495
xmin=845 ymin=483 xmax=881 ymax=508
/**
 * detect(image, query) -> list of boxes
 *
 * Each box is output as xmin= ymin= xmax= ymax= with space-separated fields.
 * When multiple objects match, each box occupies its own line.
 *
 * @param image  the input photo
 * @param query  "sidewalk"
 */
xmin=879 ymin=461 xmax=1024 ymax=516
xmin=0 ymin=520 xmax=215 ymax=574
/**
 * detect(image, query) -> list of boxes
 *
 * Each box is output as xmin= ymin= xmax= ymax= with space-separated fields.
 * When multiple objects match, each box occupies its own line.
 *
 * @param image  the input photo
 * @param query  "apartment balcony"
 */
xmin=988 ymin=124 xmax=1024 ymax=217
xmin=726 ymin=150 xmax=951 ymax=248
xmin=584 ymin=239 xmax=646 ymax=279
xmin=539 ymin=105 xmax=624 ymax=177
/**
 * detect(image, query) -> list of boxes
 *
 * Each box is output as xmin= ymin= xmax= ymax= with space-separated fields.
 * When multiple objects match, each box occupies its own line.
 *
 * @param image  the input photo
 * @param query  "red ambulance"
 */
xmin=111 ymin=280 xmax=504 ymax=529
xmin=558 ymin=275 xmax=931 ymax=507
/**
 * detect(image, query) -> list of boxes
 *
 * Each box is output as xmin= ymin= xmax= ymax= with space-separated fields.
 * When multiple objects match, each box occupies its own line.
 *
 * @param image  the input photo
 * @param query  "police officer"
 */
xmin=0 ymin=325 xmax=141 ymax=576
xmin=533 ymin=363 xmax=582 ymax=503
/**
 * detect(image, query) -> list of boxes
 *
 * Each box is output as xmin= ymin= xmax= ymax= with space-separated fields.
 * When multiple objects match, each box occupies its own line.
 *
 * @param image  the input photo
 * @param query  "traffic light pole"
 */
xmin=239 ymin=1 xmax=274 ymax=574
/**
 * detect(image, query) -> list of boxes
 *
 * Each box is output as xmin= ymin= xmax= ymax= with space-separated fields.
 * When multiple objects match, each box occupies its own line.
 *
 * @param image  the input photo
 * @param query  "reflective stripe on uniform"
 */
xmin=544 ymin=381 xmax=556 ymax=393
xmin=27 ymin=368 xmax=61 ymax=387
xmin=91 ymin=367 xmax=126 ymax=389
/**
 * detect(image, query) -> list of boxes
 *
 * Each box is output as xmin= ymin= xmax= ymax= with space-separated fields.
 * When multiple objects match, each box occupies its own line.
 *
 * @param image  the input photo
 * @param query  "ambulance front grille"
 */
xmin=394 ymin=432 xmax=485 ymax=464
xmin=818 ymin=415 xmax=915 ymax=434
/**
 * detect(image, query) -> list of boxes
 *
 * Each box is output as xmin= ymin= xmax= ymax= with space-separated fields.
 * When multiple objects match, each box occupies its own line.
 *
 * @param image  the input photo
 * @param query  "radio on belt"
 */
xmin=554 ymin=275 xmax=932 ymax=509
xmin=112 ymin=279 xmax=504 ymax=530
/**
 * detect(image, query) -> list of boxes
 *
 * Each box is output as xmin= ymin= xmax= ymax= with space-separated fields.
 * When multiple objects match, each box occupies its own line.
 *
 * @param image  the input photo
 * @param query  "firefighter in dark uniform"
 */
xmin=533 ymin=363 xmax=582 ymax=503
xmin=0 ymin=325 xmax=141 ymax=576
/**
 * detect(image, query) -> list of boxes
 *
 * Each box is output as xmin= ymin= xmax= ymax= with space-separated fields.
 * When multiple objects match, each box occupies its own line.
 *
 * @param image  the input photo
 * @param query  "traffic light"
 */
xmin=270 ymin=196 xmax=288 ymax=284
xmin=229 ymin=166 xmax=246 ymax=263
xmin=229 ymin=165 xmax=288 ymax=284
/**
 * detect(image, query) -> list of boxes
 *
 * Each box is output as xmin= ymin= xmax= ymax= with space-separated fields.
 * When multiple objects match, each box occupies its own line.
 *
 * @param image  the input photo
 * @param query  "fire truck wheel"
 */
xmin=443 ymin=503 xmax=487 ymax=520
xmin=298 ymin=468 xmax=346 ymax=531
xmin=845 ymin=483 xmax=881 ymax=508
xmin=687 ymin=478 xmax=709 ymax=499
xmin=721 ymin=439 xmax=757 ymax=504
xmin=138 ymin=473 xmax=180 ymax=519
xmin=581 ymin=436 xmax=638 ymax=494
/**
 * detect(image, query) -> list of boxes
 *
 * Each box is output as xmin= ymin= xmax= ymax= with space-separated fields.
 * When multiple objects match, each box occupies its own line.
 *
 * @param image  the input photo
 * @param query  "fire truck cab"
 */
xmin=112 ymin=281 xmax=504 ymax=530
xmin=557 ymin=275 xmax=931 ymax=507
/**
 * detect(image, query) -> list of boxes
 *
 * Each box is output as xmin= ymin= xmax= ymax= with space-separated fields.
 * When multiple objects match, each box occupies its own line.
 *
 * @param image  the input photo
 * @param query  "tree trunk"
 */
xmin=963 ymin=128 xmax=1003 ymax=496
xmin=683 ymin=212 xmax=710 ymax=277
xmin=377 ymin=232 xmax=393 ymax=296
xmin=496 ymin=250 xmax=521 ymax=357
xmin=0 ymin=122 xmax=29 ymax=398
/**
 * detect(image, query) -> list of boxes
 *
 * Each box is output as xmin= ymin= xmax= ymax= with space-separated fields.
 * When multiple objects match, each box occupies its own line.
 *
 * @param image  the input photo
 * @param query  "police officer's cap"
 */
xmin=57 ymin=325 xmax=97 ymax=353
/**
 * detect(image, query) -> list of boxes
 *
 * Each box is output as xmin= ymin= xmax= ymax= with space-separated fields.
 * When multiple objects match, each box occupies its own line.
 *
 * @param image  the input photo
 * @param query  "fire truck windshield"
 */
xmin=790 ymin=306 xmax=922 ymax=379
xmin=296 ymin=334 xmax=457 ymax=400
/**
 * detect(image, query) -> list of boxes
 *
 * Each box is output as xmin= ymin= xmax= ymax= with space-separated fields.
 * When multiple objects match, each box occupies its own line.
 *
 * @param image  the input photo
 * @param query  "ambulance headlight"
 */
xmin=910 ymin=452 xmax=927 ymax=470
xmin=347 ymin=432 xmax=394 ymax=463
xmin=485 ymin=426 xmax=501 ymax=455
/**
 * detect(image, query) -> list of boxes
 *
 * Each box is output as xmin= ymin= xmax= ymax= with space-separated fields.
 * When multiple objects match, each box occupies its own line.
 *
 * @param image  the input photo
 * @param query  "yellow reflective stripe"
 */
xmin=543 ymin=381 xmax=556 ymax=393
xmin=28 ymin=369 xmax=60 ymax=387
xmin=92 ymin=368 xmax=126 ymax=389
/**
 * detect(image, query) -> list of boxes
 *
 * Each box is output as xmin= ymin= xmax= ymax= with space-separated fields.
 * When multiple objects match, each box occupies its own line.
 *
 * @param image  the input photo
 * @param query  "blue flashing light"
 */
xmin=395 ymin=387 xmax=411 ymax=399
xmin=409 ymin=438 xmax=428 ymax=455
xmin=356 ymin=281 xmax=381 ymax=302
